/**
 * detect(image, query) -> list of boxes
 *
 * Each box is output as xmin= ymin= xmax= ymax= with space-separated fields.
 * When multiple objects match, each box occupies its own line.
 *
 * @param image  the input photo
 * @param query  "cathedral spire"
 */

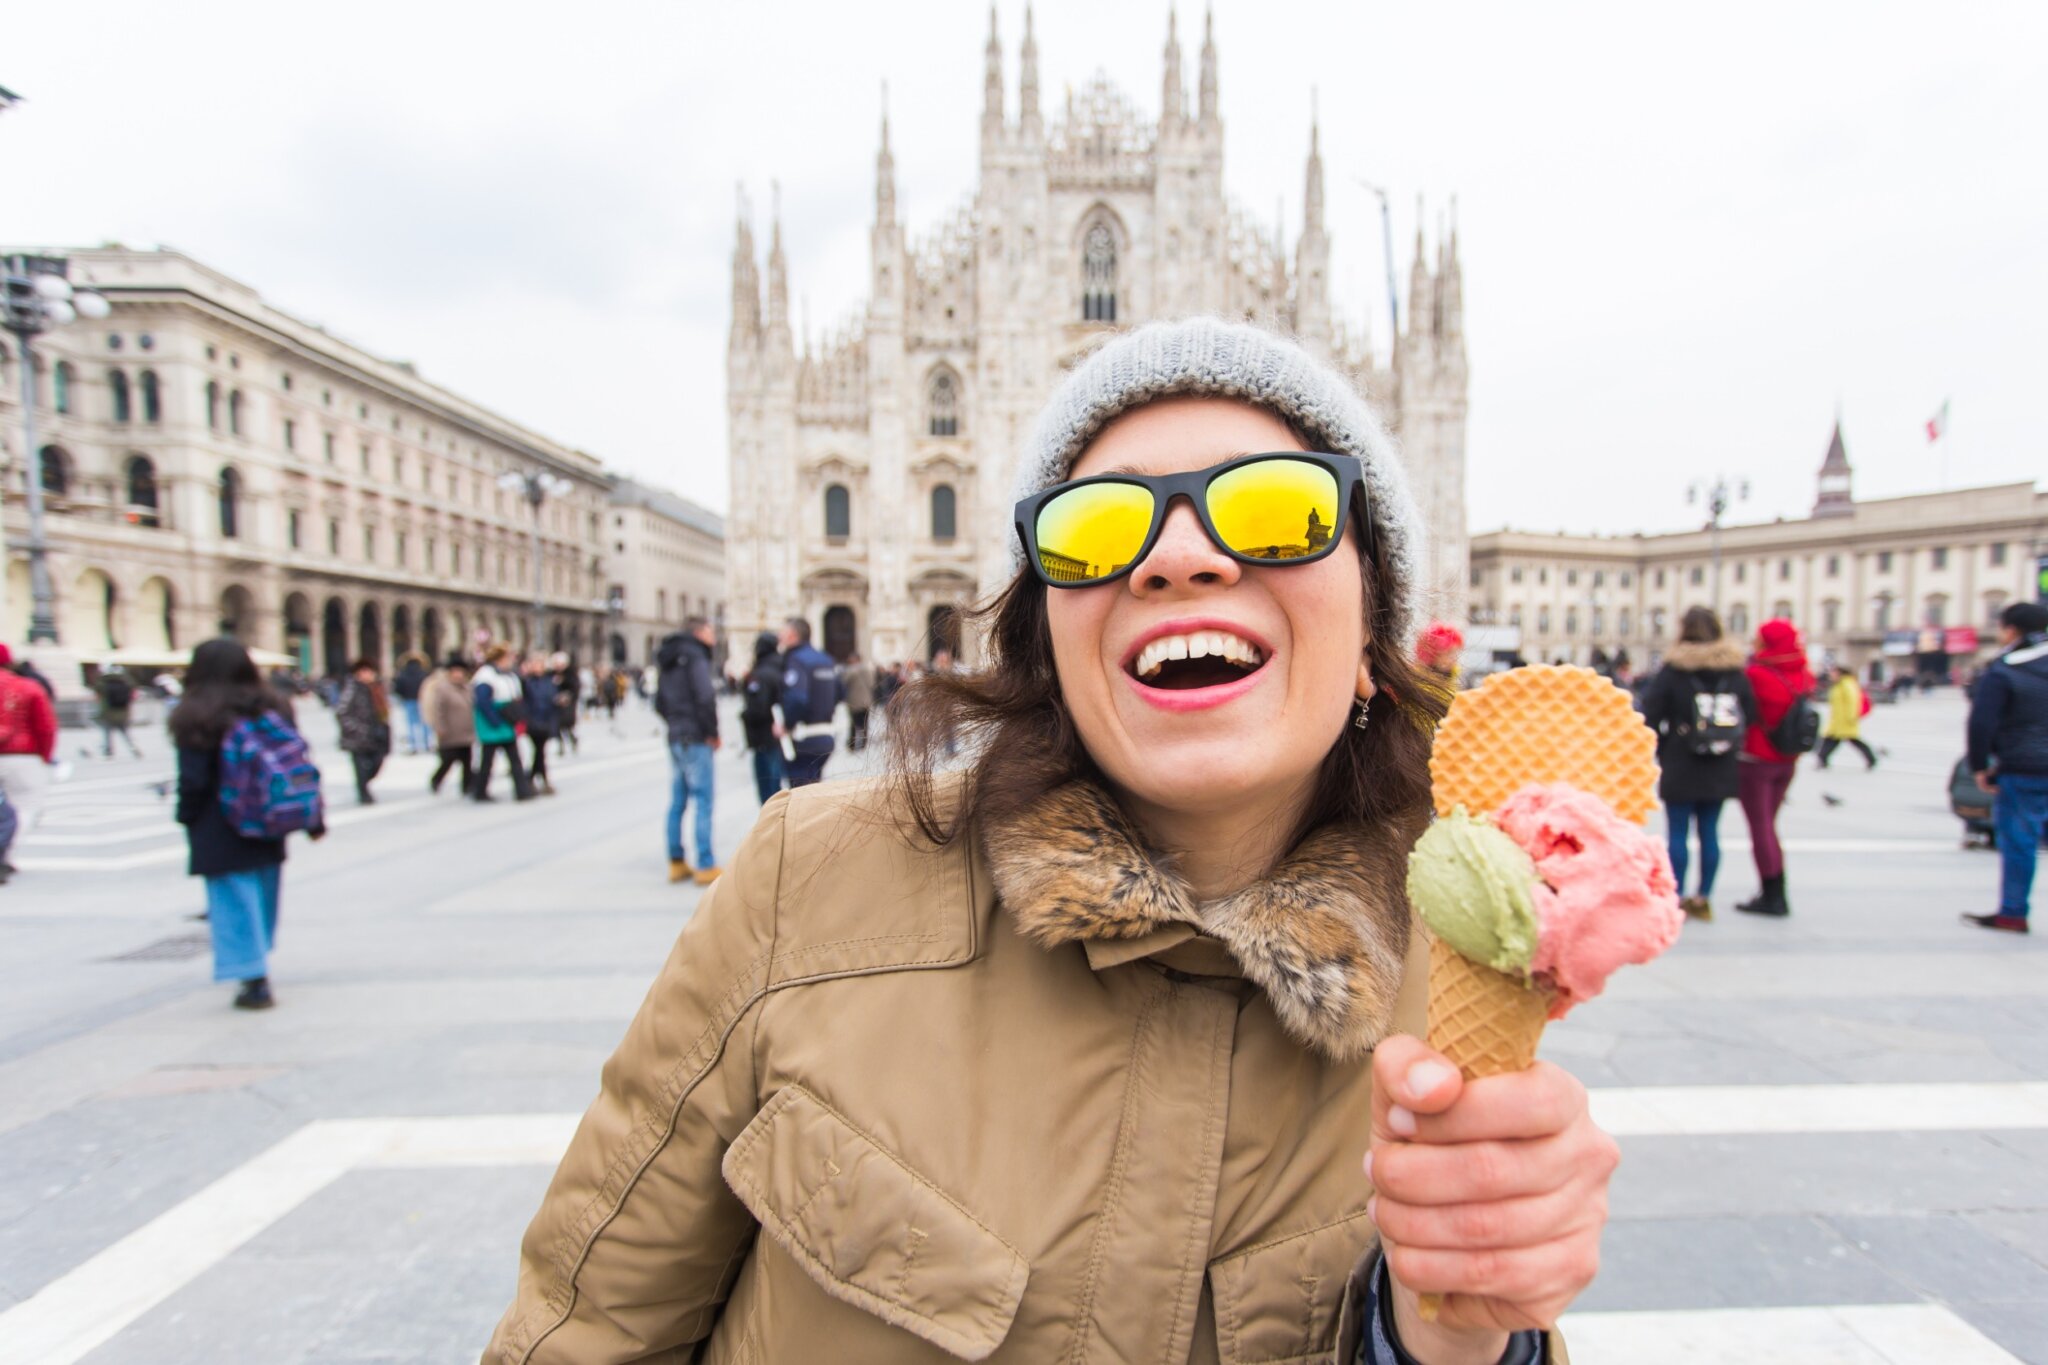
xmin=983 ymin=5 xmax=1004 ymax=137
xmin=1302 ymin=90 xmax=1324 ymax=235
xmin=764 ymin=181 xmax=791 ymax=353
xmin=730 ymin=183 xmax=760 ymax=344
xmin=1161 ymin=8 xmax=1185 ymax=131
xmin=1407 ymin=197 xmax=1433 ymax=340
xmin=875 ymin=83 xmax=897 ymax=227
xmin=1440 ymin=196 xmax=1462 ymax=339
xmin=1019 ymin=4 xmax=1041 ymax=135
xmin=1814 ymin=418 xmax=1854 ymax=517
xmin=1197 ymin=6 xmax=1219 ymax=126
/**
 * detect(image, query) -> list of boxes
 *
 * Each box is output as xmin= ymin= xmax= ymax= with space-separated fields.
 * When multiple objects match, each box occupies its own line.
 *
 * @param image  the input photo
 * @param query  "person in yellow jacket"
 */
xmin=1818 ymin=663 xmax=1878 ymax=769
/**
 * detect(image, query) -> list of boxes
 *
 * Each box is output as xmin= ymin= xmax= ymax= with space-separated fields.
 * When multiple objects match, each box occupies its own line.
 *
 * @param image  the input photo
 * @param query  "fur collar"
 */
xmin=1661 ymin=638 xmax=1747 ymax=672
xmin=981 ymin=782 xmax=1418 ymax=1061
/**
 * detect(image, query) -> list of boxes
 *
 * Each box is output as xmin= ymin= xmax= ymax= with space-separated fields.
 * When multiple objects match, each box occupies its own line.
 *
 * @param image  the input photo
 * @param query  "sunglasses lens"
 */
xmin=1035 ymin=481 xmax=1156 ymax=584
xmin=1207 ymin=458 xmax=1342 ymax=562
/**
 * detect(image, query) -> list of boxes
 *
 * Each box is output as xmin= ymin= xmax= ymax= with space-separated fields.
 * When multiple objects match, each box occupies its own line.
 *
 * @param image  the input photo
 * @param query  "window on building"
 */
xmin=288 ymin=509 xmax=302 ymax=549
xmin=928 ymin=370 xmax=960 ymax=436
xmin=1617 ymin=608 xmax=1631 ymax=637
xmin=1566 ymin=569 xmax=1578 ymax=587
xmin=425 ymin=537 xmax=436 ymax=571
xmin=283 ymin=419 xmax=296 ymax=451
xmin=824 ymin=483 xmax=851 ymax=540
xmin=1771 ymin=599 xmax=1793 ymax=621
xmin=323 ymin=432 xmax=335 ymax=463
xmin=1510 ymin=567 xmax=1523 ymax=584
xmin=360 ymin=444 xmax=371 ymax=474
xmin=1822 ymin=600 xmax=1840 ymax=632
xmin=1081 ymin=220 xmax=1118 ymax=322
xmin=1874 ymin=594 xmax=1893 ymax=630
xmin=1923 ymin=595 xmax=1945 ymax=627
xmin=1688 ymin=566 xmax=1703 ymax=586
xmin=395 ymin=530 xmax=407 ymax=567
xmin=1985 ymin=591 xmax=2009 ymax=626
xmin=329 ymin=520 xmax=341 ymax=555
xmin=280 ymin=371 xmax=293 ymax=391
xmin=218 ymin=467 xmax=241 ymax=538
xmin=1734 ymin=562 xmax=1746 ymax=584
xmin=1989 ymin=542 xmax=2008 ymax=567
xmin=53 ymin=361 xmax=74 ymax=415
xmin=931 ymin=484 xmax=957 ymax=541
xmin=1651 ymin=607 xmax=1667 ymax=638
xmin=364 ymin=527 xmax=376 ymax=562
xmin=109 ymin=369 xmax=132 ymax=422
xmin=1877 ymin=550 xmax=1893 ymax=573
xmin=1620 ymin=571 xmax=1632 ymax=588
xmin=1654 ymin=569 xmax=1666 ymax=588
xmin=1537 ymin=606 xmax=1551 ymax=633
xmin=39 ymin=446 xmax=69 ymax=497
xmin=393 ymin=453 xmax=405 ymax=485
xmin=205 ymin=380 xmax=219 ymax=429
xmin=1778 ymin=558 xmax=1792 ymax=581
xmin=139 ymin=370 xmax=162 ymax=422
xmin=475 ymin=544 xmax=485 ymax=576
xmin=1538 ymin=568 xmax=1549 ymax=585
xmin=1590 ymin=606 xmax=1604 ymax=636
xmin=1593 ymin=571 xmax=1604 ymax=588
xmin=1930 ymin=546 xmax=1948 ymax=570
xmin=124 ymin=454 xmax=160 ymax=526
xmin=1507 ymin=606 xmax=1522 ymax=628
xmin=229 ymin=390 xmax=243 ymax=436
xmin=1826 ymin=555 xmax=1840 ymax=577
xmin=1729 ymin=604 xmax=1749 ymax=636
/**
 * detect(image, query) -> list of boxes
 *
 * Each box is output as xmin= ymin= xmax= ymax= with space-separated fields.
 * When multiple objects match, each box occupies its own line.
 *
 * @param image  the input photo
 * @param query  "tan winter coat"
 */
xmin=485 ymin=777 xmax=1559 ymax=1364
xmin=422 ymin=670 xmax=476 ymax=747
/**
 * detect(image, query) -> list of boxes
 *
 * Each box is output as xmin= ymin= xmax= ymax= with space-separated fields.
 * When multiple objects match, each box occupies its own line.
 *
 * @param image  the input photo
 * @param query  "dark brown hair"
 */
xmin=885 ymin=511 xmax=1446 ymax=854
xmin=1678 ymin=605 xmax=1723 ymax=644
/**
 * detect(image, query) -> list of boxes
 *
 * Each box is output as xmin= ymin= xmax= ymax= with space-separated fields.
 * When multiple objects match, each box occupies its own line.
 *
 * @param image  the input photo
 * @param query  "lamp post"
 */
xmin=498 ymin=467 xmax=572 ymax=653
xmin=5 ymin=255 xmax=112 ymax=643
xmin=1686 ymin=475 xmax=1749 ymax=615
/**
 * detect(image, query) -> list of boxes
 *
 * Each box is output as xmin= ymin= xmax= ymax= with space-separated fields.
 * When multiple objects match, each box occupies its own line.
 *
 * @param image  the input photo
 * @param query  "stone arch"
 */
xmin=391 ymin=603 xmax=414 ymax=659
xmin=1073 ymin=204 xmax=1129 ymax=323
xmin=925 ymin=363 xmax=963 ymax=437
xmin=66 ymin=567 xmax=119 ymax=651
xmin=135 ymin=577 xmax=176 ymax=651
xmin=5 ymin=559 xmax=29 ymax=641
xmin=421 ymin=605 xmax=445 ymax=661
xmin=284 ymin=592 xmax=315 ymax=670
xmin=219 ymin=583 xmax=257 ymax=640
xmin=357 ymin=600 xmax=384 ymax=669
xmin=322 ymin=597 xmax=349 ymax=676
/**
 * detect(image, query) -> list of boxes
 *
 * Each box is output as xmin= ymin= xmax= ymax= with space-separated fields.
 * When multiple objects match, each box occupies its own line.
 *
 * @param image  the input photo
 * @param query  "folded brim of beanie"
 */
xmin=1006 ymin=317 xmax=1426 ymax=643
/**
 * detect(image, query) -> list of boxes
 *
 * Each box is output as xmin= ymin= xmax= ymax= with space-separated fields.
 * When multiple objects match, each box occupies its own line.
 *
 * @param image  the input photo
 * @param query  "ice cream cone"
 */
xmin=1430 ymin=665 xmax=1659 ymax=825
xmin=1424 ymin=934 xmax=1553 ymax=1079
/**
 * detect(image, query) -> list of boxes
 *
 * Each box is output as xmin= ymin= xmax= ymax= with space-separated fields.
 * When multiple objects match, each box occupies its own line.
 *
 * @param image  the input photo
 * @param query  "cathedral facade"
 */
xmin=725 ymin=9 xmax=1468 ymax=664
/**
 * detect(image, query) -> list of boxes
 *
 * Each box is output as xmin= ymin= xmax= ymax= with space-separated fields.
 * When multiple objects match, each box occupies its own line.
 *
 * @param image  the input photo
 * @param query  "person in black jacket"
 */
xmin=520 ymin=656 xmax=560 ymax=795
xmin=1964 ymin=601 xmax=2048 ymax=933
xmin=655 ymin=617 xmax=721 ymax=885
xmin=1639 ymin=607 xmax=1757 ymax=921
xmin=740 ymin=631 xmax=786 ymax=803
xmin=170 ymin=638 xmax=325 ymax=1010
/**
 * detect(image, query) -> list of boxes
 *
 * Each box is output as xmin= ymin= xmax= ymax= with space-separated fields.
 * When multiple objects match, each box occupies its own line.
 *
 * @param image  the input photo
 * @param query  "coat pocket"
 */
xmin=720 ymin=1084 xmax=1029 ymax=1362
xmin=1209 ymin=1209 xmax=1376 ymax=1365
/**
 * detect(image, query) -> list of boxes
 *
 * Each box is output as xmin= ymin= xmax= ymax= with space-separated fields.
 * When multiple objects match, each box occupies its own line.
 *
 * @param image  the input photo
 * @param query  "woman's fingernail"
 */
xmin=1405 ymin=1060 xmax=1456 ymax=1100
xmin=1388 ymin=1104 xmax=1417 ymax=1138
xmin=1362 ymin=1150 xmax=1374 ymax=1184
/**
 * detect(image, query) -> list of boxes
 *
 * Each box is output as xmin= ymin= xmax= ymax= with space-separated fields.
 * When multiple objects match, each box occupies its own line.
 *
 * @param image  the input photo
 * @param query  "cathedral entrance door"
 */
xmin=823 ymin=605 xmax=857 ymax=662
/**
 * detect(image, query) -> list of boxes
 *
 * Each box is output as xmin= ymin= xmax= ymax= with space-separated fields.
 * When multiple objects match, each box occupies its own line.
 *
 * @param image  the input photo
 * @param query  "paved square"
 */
xmin=1 ymin=691 xmax=2042 ymax=1363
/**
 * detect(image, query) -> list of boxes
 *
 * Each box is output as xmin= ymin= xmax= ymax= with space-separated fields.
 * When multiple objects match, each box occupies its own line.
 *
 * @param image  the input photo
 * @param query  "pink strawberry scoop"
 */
xmin=1494 ymin=782 xmax=1682 ymax=1019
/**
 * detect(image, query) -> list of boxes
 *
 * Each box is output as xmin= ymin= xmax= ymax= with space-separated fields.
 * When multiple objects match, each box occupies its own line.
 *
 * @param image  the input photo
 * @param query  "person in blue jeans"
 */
xmin=655 ymin=617 xmax=722 ymax=885
xmin=171 ymin=638 xmax=326 ymax=1010
xmin=1964 ymin=601 xmax=2048 ymax=934
xmin=1638 ymin=607 xmax=1757 ymax=921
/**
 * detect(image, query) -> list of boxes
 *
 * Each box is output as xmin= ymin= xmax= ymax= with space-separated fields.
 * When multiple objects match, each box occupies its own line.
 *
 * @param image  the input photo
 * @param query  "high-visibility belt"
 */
xmin=792 ymin=722 xmax=837 ymax=741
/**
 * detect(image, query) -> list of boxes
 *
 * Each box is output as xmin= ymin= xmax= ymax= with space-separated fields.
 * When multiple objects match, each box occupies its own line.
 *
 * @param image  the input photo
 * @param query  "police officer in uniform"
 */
xmin=778 ymin=617 xmax=843 ymax=788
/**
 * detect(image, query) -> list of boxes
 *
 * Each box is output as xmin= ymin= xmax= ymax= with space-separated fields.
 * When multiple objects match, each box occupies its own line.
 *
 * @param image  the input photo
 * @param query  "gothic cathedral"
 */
xmin=725 ymin=8 xmax=1468 ymax=664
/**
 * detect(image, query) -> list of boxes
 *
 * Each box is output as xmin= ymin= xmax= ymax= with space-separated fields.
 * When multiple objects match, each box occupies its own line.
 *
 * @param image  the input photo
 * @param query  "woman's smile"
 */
xmin=1120 ymin=616 xmax=1274 ymax=710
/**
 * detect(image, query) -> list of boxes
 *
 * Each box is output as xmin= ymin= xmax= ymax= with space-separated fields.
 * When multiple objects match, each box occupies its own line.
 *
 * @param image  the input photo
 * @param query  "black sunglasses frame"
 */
xmin=1013 ymin=451 xmax=1370 ymax=589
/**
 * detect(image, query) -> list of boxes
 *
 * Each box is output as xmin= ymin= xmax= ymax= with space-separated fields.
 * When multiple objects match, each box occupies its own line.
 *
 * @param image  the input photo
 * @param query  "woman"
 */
xmin=521 ymin=655 xmax=560 ymax=795
xmin=1817 ymin=663 xmax=1876 ymax=770
xmin=551 ymin=652 xmax=581 ymax=755
xmin=335 ymin=658 xmax=391 ymax=805
xmin=171 ymin=638 xmax=323 ymax=1009
xmin=471 ymin=645 xmax=532 ymax=803
xmin=1737 ymin=617 xmax=1816 ymax=917
xmin=740 ymin=630 xmax=787 ymax=803
xmin=422 ymin=655 xmax=476 ymax=796
xmin=1639 ymin=607 xmax=1755 ymax=920
xmin=486 ymin=320 xmax=1614 ymax=1364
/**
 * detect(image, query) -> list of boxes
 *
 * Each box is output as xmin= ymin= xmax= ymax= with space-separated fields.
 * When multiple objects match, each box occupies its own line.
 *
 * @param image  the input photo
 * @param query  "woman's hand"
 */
xmin=1365 ymin=1034 xmax=1618 ymax=1362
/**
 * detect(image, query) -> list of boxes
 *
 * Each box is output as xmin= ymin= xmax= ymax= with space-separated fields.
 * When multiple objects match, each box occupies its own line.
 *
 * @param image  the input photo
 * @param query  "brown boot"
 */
xmin=692 ymin=866 xmax=723 ymax=887
xmin=1681 ymin=896 xmax=1713 ymax=922
xmin=668 ymin=858 xmax=693 ymax=884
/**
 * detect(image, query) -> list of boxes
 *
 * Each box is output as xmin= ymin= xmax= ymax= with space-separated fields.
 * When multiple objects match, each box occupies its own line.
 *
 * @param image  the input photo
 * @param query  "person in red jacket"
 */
xmin=0 ymin=643 xmax=60 ymax=877
xmin=1736 ymin=618 xmax=1815 ymax=917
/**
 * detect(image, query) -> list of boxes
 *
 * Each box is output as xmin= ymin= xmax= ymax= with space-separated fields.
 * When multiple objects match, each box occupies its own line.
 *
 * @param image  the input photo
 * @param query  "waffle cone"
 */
xmin=1424 ymin=935 xmax=1552 ymax=1079
xmin=1430 ymin=665 xmax=1659 ymax=825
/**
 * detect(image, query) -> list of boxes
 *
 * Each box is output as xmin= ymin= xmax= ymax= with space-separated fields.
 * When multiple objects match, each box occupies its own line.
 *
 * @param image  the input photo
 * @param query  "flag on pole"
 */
xmin=1926 ymin=399 xmax=1949 ymax=443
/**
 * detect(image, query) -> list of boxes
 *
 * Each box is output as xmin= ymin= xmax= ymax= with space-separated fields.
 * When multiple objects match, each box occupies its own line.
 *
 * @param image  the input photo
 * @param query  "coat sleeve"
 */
xmin=483 ymin=794 xmax=790 ymax=1364
xmin=175 ymin=744 xmax=215 ymax=827
xmin=1967 ymin=667 xmax=2009 ymax=774
xmin=690 ymin=654 xmax=719 ymax=743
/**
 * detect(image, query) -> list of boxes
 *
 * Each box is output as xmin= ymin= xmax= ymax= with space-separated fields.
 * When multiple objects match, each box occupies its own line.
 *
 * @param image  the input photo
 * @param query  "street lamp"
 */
xmin=1686 ymin=475 xmax=1749 ymax=614
xmin=5 ymin=255 xmax=112 ymax=643
xmin=497 ymin=466 xmax=572 ymax=652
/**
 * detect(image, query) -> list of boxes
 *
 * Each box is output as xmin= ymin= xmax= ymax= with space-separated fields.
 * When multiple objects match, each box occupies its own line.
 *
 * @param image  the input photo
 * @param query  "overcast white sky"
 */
xmin=7 ymin=1 xmax=2043 ymax=535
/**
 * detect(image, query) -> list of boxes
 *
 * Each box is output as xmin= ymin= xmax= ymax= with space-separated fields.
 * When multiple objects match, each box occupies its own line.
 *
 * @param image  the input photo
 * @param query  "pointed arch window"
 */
xmin=53 ymin=361 xmax=75 ymax=415
xmin=927 ymin=370 xmax=960 ymax=436
xmin=109 ymin=369 xmax=132 ymax=422
xmin=219 ymin=467 xmax=242 ymax=538
xmin=140 ymin=370 xmax=162 ymax=422
xmin=206 ymin=380 xmax=220 ymax=429
xmin=1082 ymin=220 xmax=1118 ymax=322
xmin=125 ymin=454 xmax=161 ymax=527
xmin=823 ymin=483 xmax=851 ymax=541
xmin=931 ymin=483 xmax=957 ymax=542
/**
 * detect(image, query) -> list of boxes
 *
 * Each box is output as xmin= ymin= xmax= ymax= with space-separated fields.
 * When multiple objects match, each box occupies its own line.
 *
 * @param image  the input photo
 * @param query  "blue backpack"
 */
xmin=219 ymin=713 xmax=325 ymax=839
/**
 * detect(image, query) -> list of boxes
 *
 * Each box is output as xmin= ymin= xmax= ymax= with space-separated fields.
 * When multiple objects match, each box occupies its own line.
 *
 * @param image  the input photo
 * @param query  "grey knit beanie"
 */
xmin=1009 ymin=316 xmax=1426 ymax=641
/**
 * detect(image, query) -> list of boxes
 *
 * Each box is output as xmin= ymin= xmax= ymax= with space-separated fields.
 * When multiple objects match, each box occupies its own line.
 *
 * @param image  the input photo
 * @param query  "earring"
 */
xmin=1353 ymin=696 xmax=1372 ymax=730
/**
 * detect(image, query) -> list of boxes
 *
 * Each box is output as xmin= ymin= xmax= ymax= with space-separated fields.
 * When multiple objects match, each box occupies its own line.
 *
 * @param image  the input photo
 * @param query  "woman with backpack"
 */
xmin=1736 ymin=617 xmax=1817 ymax=917
xmin=1640 ymin=607 xmax=1756 ymax=921
xmin=171 ymin=638 xmax=326 ymax=1010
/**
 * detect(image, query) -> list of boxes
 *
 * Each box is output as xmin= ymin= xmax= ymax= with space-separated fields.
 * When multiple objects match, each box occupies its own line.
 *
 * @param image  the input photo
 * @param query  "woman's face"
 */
xmin=1045 ymin=396 xmax=1367 ymax=826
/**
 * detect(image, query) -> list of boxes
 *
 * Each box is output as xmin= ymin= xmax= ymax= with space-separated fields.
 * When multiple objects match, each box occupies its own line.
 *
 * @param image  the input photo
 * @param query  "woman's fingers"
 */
xmin=1371 ymin=1180 xmax=1607 ymax=1251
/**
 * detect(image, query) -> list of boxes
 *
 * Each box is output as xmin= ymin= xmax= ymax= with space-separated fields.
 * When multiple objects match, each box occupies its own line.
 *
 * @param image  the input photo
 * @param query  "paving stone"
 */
xmin=1577 ymin=1215 xmax=1909 ymax=1312
xmin=1823 ymin=1213 xmax=2048 ymax=1305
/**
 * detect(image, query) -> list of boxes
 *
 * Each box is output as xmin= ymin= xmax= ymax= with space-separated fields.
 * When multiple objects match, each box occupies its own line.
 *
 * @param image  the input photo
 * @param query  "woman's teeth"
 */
xmin=1133 ymin=630 xmax=1266 ymax=681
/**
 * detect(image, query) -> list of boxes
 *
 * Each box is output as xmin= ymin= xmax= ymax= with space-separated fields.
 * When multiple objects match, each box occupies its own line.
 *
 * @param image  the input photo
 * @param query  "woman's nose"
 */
xmin=1129 ymin=496 xmax=1241 ymax=596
